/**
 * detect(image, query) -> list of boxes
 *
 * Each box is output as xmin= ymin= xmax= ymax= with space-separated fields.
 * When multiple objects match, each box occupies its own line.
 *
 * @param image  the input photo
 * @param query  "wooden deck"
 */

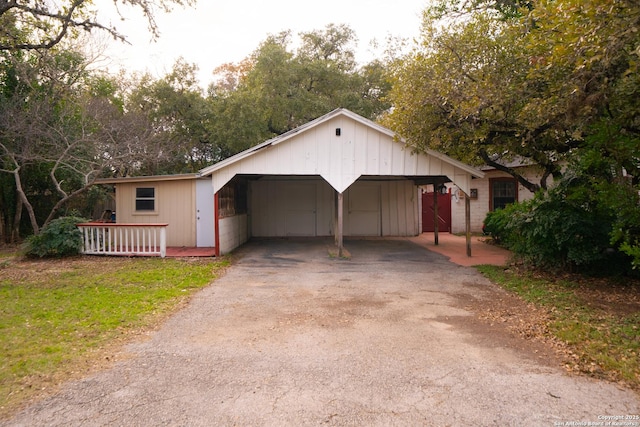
xmin=165 ymin=247 xmax=216 ymax=257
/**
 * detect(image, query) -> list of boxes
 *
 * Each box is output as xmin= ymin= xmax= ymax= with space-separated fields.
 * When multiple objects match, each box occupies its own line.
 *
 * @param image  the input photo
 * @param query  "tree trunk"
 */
xmin=43 ymin=183 xmax=92 ymax=227
xmin=0 ymin=208 xmax=5 ymax=244
xmin=12 ymin=169 xmax=39 ymax=235
xmin=11 ymin=196 xmax=22 ymax=244
xmin=478 ymin=149 xmax=541 ymax=193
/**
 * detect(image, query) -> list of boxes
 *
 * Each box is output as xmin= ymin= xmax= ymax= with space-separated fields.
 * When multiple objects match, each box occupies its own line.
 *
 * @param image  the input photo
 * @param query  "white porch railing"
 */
xmin=76 ymin=223 xmax=169 ymax=258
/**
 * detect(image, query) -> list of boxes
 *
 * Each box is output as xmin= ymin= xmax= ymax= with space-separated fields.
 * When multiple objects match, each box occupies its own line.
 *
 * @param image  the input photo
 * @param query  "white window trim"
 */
xmin=134 ymin=187 xmax=157 ymax=214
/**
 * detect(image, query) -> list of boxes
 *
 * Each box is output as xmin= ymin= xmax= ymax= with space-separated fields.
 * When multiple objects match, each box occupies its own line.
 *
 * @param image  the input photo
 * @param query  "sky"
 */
xmin=92 ymin=0 xmax=428 ymax=88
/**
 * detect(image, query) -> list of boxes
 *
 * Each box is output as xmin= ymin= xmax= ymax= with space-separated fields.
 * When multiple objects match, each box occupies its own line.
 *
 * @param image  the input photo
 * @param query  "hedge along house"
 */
xmin=95 ymin=109 xmax=484 ymax=257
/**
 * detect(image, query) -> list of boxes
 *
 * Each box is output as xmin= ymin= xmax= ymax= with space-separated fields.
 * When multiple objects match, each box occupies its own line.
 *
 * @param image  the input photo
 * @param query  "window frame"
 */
xmin=218 ymin=179 xmax=248 ymax=218
xmin=134 ymin=187 xmax=156 ymax=213
xmin=489 ymin=178 xmax=518 ymax=211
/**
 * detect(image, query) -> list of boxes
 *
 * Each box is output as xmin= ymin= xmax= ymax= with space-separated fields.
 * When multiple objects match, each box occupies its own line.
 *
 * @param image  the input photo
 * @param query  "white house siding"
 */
xmin=206 ymin=111 xmax=480 ymax=196
xmin=249 ymin=177 xmax=418 ymax=238
xmin=219 ymin=214 xmax=248 ymax=255
xmin=384 ymin=180 xmax=420 ymax=236
xmin=98 ymin=110 xmax=483 ymax=255
xmin=249 ymin=178 xmax=336 ymax=237
xmin=345 ymin=181 xmax=382 ymax=236
xmin=450 ymin=168 xmax=542 ymax=234
xmin=113 ymin=180 xmax=196 ymax=247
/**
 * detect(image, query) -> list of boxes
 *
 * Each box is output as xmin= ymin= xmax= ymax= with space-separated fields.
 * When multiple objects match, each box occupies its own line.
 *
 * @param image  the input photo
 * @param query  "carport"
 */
xmin=199 ymin=109 xmax=484 ymax=256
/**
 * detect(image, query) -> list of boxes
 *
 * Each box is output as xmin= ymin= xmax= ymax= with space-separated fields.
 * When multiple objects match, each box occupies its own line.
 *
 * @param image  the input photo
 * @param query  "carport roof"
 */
xmin=200 ymin=108 xmax=483 ymax=194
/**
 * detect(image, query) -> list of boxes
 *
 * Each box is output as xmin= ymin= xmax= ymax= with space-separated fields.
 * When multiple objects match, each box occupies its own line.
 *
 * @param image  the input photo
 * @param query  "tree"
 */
xmin=206 ymin=24 xmax=393 ymax=156
xmin=384 ymin=11 xmax=561 ymax=192
xmin=385 ymin=0 xmax=640 ymax=193
xmin=0 ymin=0 xmax=197 ymax=241
xmin=427 ymin=0 xmax=533 ymax=19
xmin=0 ymin=48 xmax=161 ymax=238
xmin=0 ymin=0 xmax=195 ymax=51
xmin=387 ymin=0 xmax=640 ymax=273
xmin=125 ymin=59 xmax=215 ymax=173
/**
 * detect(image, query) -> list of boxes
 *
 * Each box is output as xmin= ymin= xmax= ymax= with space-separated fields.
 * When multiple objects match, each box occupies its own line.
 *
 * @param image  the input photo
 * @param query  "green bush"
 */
xmin=483 ymin=202 xmax=528 ymax=245
xmin=515 ymin=185 xmax=612 ymax=270
xmin=483 ymin=120 xmax=640 ymax=276
xmin=606 ymin=183 xmax=640 ymax=270
xmin=483 ymin=177 xmax=631 ymax=274
xmin=23 ymin=216 xmax=88 ymax=258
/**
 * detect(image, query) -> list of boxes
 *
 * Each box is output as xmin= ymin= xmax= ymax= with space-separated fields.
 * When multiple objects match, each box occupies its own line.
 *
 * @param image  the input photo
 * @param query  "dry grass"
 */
xmin=477 ymin=265 xmax=640 ymax=391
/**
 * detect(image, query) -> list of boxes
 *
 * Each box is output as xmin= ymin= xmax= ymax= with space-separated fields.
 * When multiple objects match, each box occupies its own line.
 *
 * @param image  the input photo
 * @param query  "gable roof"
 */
xmin=200 ymin=108 xmax=483 ymax=194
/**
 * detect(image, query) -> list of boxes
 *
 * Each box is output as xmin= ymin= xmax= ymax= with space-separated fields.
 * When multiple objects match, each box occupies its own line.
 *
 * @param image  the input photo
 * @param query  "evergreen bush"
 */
xmin=23 ymin=216 xmax=87 ymax=258
xmin=482 ymin=177 xmax=631 ymax=275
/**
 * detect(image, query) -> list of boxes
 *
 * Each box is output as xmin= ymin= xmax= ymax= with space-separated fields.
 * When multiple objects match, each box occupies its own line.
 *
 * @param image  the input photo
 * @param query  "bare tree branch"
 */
xmin=0 ymin=0 xmax=194 ymax=51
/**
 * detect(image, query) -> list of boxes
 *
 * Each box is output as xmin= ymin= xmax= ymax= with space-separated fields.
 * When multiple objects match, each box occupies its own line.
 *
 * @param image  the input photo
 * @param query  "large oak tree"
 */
xmin=0 ymin=0 xmax=196 ymax=240
xmin=385 ymin=0 xmax=640 ymax=268
xmin=384 ymin=0 xmax=640 ymax=192
xmin=207 ymin=24 xmax=392 ymax=156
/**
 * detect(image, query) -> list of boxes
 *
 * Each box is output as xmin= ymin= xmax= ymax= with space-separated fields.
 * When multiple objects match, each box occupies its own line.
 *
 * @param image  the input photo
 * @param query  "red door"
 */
xmin=422 ymin=192 xmax=452 ymax=232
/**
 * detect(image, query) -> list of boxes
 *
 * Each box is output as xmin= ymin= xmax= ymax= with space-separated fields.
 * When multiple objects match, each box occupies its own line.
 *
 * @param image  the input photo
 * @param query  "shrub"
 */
xmin=606 ymin=182 xmax=640 ymax=270
xmin=513 ymin=186 xmax=613 ymax=271
xmin=483 ymin=176 xmax=633 ymax=275
xmin=483 ymin=202 xmax=529 ymax=245
xmin=23 ymin=216 xmax=88 ymax=258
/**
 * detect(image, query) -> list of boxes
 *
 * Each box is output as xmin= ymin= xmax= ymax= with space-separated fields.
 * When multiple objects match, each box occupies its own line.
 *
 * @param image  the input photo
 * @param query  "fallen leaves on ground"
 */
xmin=475 ymin=267 xmax=640 ymax=392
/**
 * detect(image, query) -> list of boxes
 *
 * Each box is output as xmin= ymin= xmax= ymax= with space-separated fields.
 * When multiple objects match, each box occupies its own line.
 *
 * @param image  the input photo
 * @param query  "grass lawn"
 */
xmin=0 ymin=253 xmax=228 ymax=419
xmin=476 ymin=265 xmax=640 ymax=391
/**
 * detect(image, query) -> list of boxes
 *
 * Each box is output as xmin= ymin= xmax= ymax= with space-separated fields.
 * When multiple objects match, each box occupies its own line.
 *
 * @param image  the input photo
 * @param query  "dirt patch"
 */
xmin=518 ymin=268 xmax=640 ymax=316
xmin=0 ymin=255 xmax=124 ymax=283
xmin=446 ymin=287 xmax=565 ymax=369
xmin=461 ymin=267 xmax=640 ymax=391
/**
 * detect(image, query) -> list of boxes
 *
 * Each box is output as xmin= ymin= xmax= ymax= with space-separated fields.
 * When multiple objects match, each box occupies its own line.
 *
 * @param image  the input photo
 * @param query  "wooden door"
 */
xmin=422 ymin=192 xmax=451 ymax=233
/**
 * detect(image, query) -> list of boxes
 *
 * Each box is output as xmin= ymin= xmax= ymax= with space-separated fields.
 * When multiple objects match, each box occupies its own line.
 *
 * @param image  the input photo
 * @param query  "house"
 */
xmin=448 ymin=161 xmax=546 ymax=234
xmin=92 ymin=173 xmax=213 ymax=248
xmin=95 ymin=109 xmax=484 ymax=256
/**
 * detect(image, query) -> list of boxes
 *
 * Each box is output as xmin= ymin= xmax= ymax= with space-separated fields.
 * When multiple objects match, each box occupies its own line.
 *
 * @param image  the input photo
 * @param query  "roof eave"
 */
xmin=94 ymin=173 xmax=203 ymax=185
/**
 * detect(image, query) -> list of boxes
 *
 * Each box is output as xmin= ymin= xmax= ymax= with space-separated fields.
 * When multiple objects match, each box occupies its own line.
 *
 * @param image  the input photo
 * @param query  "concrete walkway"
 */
xmin=412 ymin=232 xmax=511 ymax=267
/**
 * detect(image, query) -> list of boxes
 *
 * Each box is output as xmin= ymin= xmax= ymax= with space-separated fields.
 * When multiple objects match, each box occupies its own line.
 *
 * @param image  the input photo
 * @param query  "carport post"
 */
xmin=214 ymin=191 xmax=221 ymax=257
xmin=433 ymin=186 xmax=439 ymax=246
xmin=336 ymin=191 xmax=344 ymax=257
xmin=465 ymin=191 xmax=471 ymax=257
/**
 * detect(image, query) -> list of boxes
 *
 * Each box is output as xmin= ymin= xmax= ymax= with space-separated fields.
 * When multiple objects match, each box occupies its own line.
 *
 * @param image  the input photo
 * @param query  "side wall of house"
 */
xmin=348 ymin=179 xmax=419 ymax=237
xmin=114 ymin=180 xmax=196 ymax=247
xmin=219 ymin=214 xmax=248 ymax=255
xmin=450 ymin=168 xmax=541 ymax=234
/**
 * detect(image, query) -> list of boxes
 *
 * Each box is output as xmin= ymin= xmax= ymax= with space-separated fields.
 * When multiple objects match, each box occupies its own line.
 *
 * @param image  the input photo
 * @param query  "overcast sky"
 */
xmin=92 ymin=0 xmax=428 ymax=88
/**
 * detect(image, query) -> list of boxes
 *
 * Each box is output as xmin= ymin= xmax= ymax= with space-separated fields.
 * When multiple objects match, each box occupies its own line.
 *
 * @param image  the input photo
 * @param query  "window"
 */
xmin=490 ymin=178 xmax=517 ymax=211
xmin=135 ymin=187 xmax=155 ymax=211
xmin=218 ymin=179 xmax=247 ymax=218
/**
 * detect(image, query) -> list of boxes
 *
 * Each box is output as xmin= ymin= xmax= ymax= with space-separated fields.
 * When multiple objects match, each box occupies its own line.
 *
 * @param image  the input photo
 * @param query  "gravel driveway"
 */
xmin=5 ymin=238 xmax=639 ymax=426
